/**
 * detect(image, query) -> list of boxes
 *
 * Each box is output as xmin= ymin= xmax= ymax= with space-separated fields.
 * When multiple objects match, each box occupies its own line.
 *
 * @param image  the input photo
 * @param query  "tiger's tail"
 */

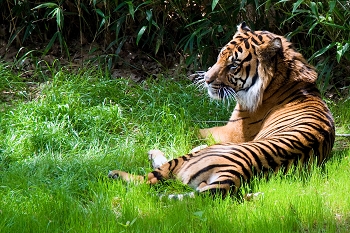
xmin=108 ymin=170 xmax=145 ymax=183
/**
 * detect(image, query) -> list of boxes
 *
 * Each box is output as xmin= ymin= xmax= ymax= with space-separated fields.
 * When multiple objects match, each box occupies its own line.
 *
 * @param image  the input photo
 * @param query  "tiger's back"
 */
xmin=109 ymin=22 xmax=335 ymax=197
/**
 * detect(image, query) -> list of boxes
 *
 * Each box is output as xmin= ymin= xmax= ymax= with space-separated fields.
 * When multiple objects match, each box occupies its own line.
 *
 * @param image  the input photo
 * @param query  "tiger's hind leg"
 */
xmin=195 ymin=175 xmax=242 ymax=197
xmin=146 ymin=145 xmax=208 ymax=185
xmin=148 ymin=145 xmax=207 ymax=169
xmin=196 ymin=182 xmax=232 ymax=197
xmin=148 ymin=149 xmax=168 ymax=169
xmin=196 ymin=177 xmax=264 ymax=201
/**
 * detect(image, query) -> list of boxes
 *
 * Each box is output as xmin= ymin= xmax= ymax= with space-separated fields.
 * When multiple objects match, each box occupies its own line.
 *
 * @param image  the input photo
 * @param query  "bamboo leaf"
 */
xmin=309 ymin=42 xmax=336 ymax=61
xmin=126 ymin=1 xmax=135 ymax=20
xmin=136 ymin=26 xmax=147 ymax=45
xmin=114 ymin=38 xmax=127 ymax=56
xmin=336 ymin=42 xmax=349 ymax=63
xmin=114 ymin=2 xmax=127 ymax=12
xmin=151 ymin=20 xmax=159 ymax=30
xmin=212 ymin=0 xmax=219 ymax=11
xmin=146 ymin=9 xmax=152 ymax=21
xmin=22 ymin=23 xmax=35 ymax=43
xmin=155 ymin=38 xmax=161 ymax=55
xmin=95 ymin=9 xmax=105 ymax=18
xmin=292 ymin=0 xmax=304 ymax=13
xmin=310 ymin=2 xmax=318 ymax=18
xmin=307 ymin=21 xmax=318 ymax=35
xmin=329 ymin=1 xmax=337 ymax=13
xmin=32 ymin=3 xmax=58 ymax=10
xmin=56 ymin=8 xmax=64 ymax=30
xmin=99 ymin=18 xmax=106 ymax=31
xmin=184 ymin=18 xmax=206 ymax=29
xmin=43 ymin=31 xmax=58 ymax=55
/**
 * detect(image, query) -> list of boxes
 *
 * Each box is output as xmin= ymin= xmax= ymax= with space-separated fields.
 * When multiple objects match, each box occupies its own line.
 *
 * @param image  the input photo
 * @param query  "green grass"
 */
xmin=0 ymin=63 xmax=349 ymax=232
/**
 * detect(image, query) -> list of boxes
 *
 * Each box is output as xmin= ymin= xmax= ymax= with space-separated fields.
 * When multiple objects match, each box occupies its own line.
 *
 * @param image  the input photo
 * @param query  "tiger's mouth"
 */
xmin=190 ymin=71 xmax=238 ymax=101
xmin=207 ymin=83 xmax=237 ymax=101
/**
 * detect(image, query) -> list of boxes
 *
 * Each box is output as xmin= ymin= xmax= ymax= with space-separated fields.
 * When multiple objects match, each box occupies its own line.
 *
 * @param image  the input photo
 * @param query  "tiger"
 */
xmin=108 ymin=22 xmax=335 ymax=197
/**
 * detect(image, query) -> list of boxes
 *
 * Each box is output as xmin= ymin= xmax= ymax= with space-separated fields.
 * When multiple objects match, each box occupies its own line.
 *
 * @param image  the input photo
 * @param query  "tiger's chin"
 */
xmin=207 ymin=85 xmax=235 ymax=102
xmin=207 ymin=85 xmax=262 ymax=113
xmin=207 ymin=89 xmax=222 ymax=100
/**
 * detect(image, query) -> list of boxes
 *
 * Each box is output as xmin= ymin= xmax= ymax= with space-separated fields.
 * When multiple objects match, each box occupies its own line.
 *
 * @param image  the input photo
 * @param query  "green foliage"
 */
xmin=283 ymin=0 xmax=350 ymax=62
xmin=1 ymin=1 xmax=349 ymax=95
xmin=1 ymin=1 xmax=346 ymax=65
xmin=272 ymin=0 xmax=350 ymax=95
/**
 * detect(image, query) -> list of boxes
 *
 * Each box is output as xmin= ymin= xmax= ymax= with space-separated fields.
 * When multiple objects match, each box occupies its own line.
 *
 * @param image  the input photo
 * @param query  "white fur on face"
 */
xmin=236 ymin=77 xmax=263 ymax=112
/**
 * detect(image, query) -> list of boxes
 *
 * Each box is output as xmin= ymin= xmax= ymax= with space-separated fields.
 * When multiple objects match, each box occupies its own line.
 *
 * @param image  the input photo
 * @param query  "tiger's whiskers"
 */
xmin=219 ymin=86 xmax=237 ymax=107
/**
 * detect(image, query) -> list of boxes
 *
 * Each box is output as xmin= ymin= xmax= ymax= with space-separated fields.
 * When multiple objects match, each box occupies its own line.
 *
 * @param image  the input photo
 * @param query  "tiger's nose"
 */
xmin=205 ymin=75 xmax=214 ymax=85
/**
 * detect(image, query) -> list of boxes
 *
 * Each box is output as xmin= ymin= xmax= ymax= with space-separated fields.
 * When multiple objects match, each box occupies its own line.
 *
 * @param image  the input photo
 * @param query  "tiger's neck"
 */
xmin=261 ymin=54 xmax=318 ymax=104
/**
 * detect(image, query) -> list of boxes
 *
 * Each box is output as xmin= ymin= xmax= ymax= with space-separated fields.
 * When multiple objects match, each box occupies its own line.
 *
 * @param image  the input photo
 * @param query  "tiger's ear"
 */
xmin=257 ymin=37 xmax=283 ymax=61
xmin=238 ymin=21 xmax=251 ymax=32
xmin=270 ymin=37 xmax=282 ymax=52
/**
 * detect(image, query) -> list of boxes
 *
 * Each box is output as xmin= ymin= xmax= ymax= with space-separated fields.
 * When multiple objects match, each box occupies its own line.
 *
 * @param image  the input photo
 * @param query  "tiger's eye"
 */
xmin=228 ymin=62 xmax=239 ymax=71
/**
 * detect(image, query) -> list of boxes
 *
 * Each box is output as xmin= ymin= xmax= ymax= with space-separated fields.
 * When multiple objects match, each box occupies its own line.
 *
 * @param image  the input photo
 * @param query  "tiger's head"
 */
xmin=203 ymin=22 xmax=317 ymax=112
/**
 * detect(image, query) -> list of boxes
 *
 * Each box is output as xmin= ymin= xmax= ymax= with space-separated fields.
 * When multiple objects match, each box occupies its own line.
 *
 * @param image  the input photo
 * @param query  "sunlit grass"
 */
xmin=0 ymin=63 xmax=349 ymax=232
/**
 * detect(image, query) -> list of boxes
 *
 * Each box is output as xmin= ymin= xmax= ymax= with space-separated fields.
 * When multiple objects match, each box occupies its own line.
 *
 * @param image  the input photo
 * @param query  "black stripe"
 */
xmin=226 ymin=150 xmax=254 ymax=166
xmin=169 ymin=159 xmax=178 ymax=173
xmin=251 ymin=71 xmax=258 ymax=86
xmin=239 ymin=144 xmax=263 ymax=171
xmin=181 ymin=155 xmax=189 ymax=161
xmin=250 ymin=142 xmax=279 ymax=169
xmin=249 ymin=119 xmax=262 ymax=125
xmin=220 ymin=155 xmax=252 ymax=178
xmin=217 ymin=169 xmax=247 ymax=182
xmin=244 ymin=40 xmax=250 ymax=49
xmin=188 ymin=164 xmax=228 ymax=184
xmin=251 ymin=37 xmax=259 ymax=45
xmin=234 ymin=108 xmax=247 ymax=112
xmin=245 ymin=65 xmax=251 ymax=80
xmin=208 ymin=188 xmax=228 ymax=196
xmin=242 ymin=52 xmax=252 ymax=63
xmin=228 ymin=117 xmax=249 ymax=122
xmin=227 ymin=147 xmax=254 ymax=165
xmin=210 ymin=179 xmax=235 ymax=186
xmin=151 ymin=171 xmax=163 ymax=180
xmin=276 ymin=138 xmax=303 ymax=151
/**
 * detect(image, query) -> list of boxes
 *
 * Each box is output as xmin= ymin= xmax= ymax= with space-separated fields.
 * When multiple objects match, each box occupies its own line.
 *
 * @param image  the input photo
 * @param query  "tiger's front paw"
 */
xmin=148 ymin=149 xmax=168 ymax=169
